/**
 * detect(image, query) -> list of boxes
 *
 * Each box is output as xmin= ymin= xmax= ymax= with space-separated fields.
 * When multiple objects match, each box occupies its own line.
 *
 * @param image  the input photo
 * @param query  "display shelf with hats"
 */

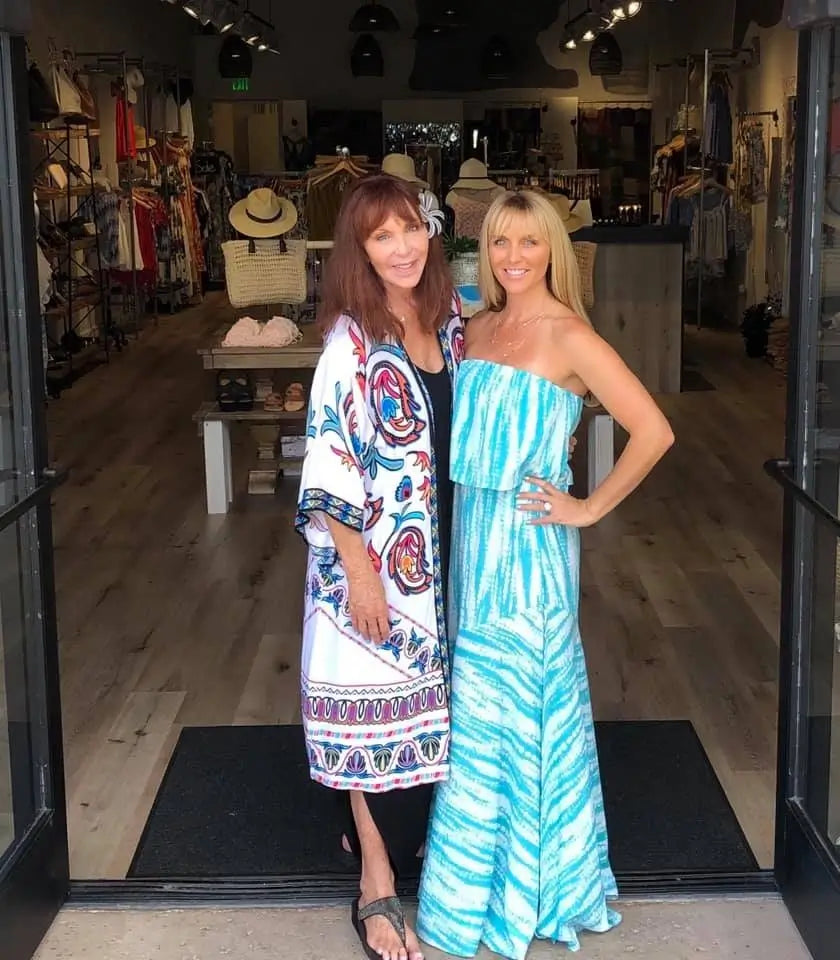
xmin=31 ymin=114 xmax=118 ymax=393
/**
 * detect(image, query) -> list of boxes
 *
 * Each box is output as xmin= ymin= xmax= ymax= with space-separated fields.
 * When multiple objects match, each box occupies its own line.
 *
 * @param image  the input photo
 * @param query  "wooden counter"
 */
xmin=579 ymin=226 xmax=687 ymax=395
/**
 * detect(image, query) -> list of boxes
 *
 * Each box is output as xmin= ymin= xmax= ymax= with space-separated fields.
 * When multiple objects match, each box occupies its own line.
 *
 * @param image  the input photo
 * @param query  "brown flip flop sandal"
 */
xmin=352 ymin=896 xmax=407 ymax=960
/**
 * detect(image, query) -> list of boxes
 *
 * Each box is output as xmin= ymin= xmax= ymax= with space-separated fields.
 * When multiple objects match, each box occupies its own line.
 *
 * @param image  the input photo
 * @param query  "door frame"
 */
xmin=0 ymin=24 xmax=70 ymax=960
xmin=768 ymin=23 xmax=840 ymax=960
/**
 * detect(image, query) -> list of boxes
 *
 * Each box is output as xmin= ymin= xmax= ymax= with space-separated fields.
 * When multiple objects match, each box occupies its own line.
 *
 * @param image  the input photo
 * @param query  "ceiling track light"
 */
xmin=212 ymin=0 xmax=238 ymax=32
xmin=182 ymin=0 xmax=204 ymax=20
xmin=627 ymin=1 xmax=642 ymax=15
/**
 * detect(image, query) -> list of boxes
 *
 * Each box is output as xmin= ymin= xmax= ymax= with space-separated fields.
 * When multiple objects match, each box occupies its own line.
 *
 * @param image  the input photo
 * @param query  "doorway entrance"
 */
xmin=0 ymin=27 xmax=69 ymax=960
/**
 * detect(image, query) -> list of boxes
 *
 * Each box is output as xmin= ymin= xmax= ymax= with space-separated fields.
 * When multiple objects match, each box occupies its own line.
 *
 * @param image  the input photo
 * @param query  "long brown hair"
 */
xmin=319 ymin=174 xmax=453 ymax=341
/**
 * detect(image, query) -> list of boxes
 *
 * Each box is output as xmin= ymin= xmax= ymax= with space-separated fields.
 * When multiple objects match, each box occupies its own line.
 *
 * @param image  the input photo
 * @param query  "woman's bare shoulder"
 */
xmin=464 ymin=308 xmax=495 ymax=343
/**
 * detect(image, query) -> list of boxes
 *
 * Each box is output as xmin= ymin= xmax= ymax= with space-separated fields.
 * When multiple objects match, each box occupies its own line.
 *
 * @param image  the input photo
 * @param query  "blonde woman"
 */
xmin=416 ymin=190 xmax=674 ymax=959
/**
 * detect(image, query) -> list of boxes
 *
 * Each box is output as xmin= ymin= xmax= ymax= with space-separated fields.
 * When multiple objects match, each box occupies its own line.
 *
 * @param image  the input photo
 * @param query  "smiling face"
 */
xmin=487 ymin=211 xmax=550 ymax=298
xmin=363 ymin=212 xmax=429 ymax=297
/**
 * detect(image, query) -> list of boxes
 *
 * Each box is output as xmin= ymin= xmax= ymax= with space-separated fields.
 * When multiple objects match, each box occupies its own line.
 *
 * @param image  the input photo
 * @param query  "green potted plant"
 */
xmin=444 ymin=235 xmax=480 ymax=286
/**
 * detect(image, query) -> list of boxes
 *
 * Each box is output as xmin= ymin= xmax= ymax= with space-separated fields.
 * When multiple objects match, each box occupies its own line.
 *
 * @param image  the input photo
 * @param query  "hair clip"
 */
xmin=418 ymin=190 xmax=444 ymax=238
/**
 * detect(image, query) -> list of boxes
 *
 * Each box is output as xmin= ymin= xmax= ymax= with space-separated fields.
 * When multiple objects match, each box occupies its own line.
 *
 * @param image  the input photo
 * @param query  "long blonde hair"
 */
xmin=477 ymin=189 xmax=589 ymax=322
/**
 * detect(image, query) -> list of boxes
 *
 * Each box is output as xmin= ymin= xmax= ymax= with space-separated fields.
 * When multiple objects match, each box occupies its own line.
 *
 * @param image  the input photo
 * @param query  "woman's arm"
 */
xmin=325 ymin=517 xmax=390 ymax=645
xmin=518 ymin=316 xmax=673 ymax=526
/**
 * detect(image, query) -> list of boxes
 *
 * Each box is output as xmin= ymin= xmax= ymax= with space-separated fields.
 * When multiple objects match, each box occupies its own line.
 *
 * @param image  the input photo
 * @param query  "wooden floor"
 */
xmin=48 ymin=294 xmax=785 ymax=878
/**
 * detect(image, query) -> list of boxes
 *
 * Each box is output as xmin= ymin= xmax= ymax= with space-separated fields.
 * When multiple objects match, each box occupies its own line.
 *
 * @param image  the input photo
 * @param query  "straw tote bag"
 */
xmin=222 ymin=238 xmax=308 ymax=308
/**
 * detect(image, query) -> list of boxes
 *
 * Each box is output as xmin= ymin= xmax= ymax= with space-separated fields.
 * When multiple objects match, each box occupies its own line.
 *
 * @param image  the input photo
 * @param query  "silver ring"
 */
xmin=543 ymin=501 xmax=552 ymax=515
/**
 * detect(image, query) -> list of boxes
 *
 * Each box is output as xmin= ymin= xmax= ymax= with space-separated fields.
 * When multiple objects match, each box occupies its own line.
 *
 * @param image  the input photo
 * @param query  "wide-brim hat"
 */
xmin=381 ymin=152 xmax=429 ymax=188
xmin=450 ymin=158 xmax=498 ymax=191
xmin=548 ymin=193 xmax=585 ymax=234
xmin=229 ymin=188 xmax=298 ymax=238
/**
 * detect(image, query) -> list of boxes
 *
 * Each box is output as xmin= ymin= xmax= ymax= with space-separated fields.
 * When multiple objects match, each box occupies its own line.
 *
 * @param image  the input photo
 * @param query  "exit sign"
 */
xmin=232 ymin=78 xmax=249 ymax=92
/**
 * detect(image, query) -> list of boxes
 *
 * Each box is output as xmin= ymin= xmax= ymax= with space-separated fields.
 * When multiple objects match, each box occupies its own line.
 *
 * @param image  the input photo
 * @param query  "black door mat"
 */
xmin=128 ymin=720 xmax=758 ymax=879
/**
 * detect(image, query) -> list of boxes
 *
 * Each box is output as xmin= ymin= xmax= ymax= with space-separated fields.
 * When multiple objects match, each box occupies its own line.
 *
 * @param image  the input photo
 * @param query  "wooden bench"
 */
xmin=192 ymin=402 xmax=307 ymax=514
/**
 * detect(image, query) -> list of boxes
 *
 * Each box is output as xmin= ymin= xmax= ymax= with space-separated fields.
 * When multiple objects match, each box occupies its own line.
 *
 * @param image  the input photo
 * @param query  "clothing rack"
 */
xmin=659 ymin=47 xmax=756 ymax=329
xmin=738 ymin=109 xmax=779 ymax=125
xmin=147 ymin=63 xmax=188 ymax=313
xmin=75 ymin=50 xmax=147 ymax=333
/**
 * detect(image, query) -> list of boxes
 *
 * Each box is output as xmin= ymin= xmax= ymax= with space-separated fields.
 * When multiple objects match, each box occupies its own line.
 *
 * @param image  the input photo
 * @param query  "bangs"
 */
xmin=355 ymin=179 xmax=422 ymax=241
xmin=485 ymin=199 xmax=549 ymax=243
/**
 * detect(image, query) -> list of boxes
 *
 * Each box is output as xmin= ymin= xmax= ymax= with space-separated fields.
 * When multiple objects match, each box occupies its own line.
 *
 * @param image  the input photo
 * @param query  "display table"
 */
xmin=196 ymin=323 xmax=324 ymax=513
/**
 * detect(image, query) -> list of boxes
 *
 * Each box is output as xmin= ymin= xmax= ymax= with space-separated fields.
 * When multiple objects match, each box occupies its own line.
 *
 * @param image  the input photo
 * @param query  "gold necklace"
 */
xmin=490 ymin=313 xmax=545 ymax=360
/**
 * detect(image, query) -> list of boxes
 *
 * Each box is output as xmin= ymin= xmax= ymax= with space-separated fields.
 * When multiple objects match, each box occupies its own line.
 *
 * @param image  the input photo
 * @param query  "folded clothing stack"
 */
xmin=222 ymin=315 xmax=303 ymax=348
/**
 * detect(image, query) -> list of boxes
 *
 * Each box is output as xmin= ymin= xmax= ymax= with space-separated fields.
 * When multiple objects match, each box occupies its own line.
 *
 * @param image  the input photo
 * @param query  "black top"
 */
xmin=416 ymin=364 xmax=453 ymax=592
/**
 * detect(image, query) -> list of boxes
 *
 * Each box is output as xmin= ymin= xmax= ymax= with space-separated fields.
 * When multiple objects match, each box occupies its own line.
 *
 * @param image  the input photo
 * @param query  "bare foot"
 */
xmin=359 ymin=896 xmax=408 ymax=960
xmin=404 ymin=920 xmax=425 ymax=960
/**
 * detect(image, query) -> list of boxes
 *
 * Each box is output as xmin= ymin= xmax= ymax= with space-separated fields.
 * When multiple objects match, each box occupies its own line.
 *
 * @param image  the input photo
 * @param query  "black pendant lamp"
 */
xmin=349 ymin=1 xmax=400 ymax=32
xmin=218 ymin=33 xmax=253 ymax=77
xmin=351 ymin=33 xmax=385 ymax=76
xmin=425 ymin=0 xmax=469 ymax=27
xmin=481 ymin=34 xmax=514 ymax=81
xmin=589 ymin=31 xmax=622 ymax=76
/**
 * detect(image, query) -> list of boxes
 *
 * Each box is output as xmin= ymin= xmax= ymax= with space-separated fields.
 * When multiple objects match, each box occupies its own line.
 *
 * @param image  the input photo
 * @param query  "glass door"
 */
xmin=0 ymin=17 xmax=70 ymax=960
xmin=770 ymin=22 xmax=840 ymax=960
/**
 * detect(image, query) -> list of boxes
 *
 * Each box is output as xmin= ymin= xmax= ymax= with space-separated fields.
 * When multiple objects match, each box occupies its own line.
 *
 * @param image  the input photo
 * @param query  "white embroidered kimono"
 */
xmin=296 ymin=302 xmax=465 ymax=792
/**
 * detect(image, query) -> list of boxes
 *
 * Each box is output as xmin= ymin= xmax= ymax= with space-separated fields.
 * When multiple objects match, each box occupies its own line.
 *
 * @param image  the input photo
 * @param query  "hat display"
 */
xmin=548 ymin=194 xmax=585 ymax=234
xmin=450 ymin=158 xmax=499 ymax=191
xmin=228 ymin=188 xmax=298 ymax=239
xmin=125 ymin=66 xmax=145 ymax=105
xmin=382 ymin=152 xmax=429 ymax=188
xmin=134 ymin=125 xmax=156 ymax=150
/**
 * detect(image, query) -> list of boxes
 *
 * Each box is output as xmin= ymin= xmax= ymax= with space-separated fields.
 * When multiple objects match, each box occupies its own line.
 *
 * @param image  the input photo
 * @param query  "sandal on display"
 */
xmin=351 ymin=896 xmax=407 ymax=960
xmin=216 ymin=372 xmax=254 ymax=412
xmin=263 ymin=392 xmax=285 ymax=413
xmin=283 ymin=381 xmax=306 ymax=412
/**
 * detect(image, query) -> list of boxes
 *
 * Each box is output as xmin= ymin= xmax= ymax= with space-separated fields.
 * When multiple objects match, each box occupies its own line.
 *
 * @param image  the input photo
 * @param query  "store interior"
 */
xmin=22 ymin=0 xmax=795 ymax=881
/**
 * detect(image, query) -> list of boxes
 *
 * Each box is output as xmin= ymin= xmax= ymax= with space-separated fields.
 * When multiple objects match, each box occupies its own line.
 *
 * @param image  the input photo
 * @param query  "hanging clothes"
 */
xmin=76 ymin=192 xmax=121 ymax=268
xmin=664 ymin=177 xmax=732 ymax=277
xmin=735 ymin=121 xmax=768 ymax=205
xmin=191 ymin=149 xmax=236 ymax=284
xmin=115 ymin=96 xmax=136 ymax=162
xmin=703 ymin=77 xmax=733 ymax=164
xmin=306 ymin=169 xmax=360 ymax=241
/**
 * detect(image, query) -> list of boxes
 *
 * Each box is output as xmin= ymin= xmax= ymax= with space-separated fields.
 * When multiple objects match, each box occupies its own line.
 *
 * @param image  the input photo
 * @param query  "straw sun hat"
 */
xmin=228 ymin=187 xmax=298 ymax=239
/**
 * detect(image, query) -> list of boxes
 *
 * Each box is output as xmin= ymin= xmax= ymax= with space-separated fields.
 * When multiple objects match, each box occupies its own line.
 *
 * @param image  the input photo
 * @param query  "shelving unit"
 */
xmin=32 ymin=120 xmax=114 ymax=395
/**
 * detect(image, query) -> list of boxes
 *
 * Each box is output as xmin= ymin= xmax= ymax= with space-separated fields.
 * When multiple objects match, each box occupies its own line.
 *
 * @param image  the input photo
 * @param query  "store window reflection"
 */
xmin=806 ymin=29 xmax=840 ymax=854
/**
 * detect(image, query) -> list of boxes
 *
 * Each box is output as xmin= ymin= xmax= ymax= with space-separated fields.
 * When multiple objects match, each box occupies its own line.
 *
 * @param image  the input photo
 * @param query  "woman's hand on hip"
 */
xmin=347 ymin=565 xmax=391 ymax=645
xmin=516 ymin=476 xmax=598 ymax=527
